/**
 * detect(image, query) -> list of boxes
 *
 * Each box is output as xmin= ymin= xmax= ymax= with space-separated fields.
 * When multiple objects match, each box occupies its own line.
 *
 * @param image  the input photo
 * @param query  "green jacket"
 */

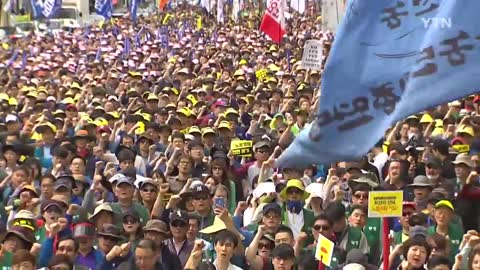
xmin=427 ymin=222 xmax=463 ymax=262
xmin=227 ymin=180 xmax=236 ymax=214
xmin=109 ymin=202 xmax=150 ymax=226
xmin=282 ymin=207 xmax=315 ymax=246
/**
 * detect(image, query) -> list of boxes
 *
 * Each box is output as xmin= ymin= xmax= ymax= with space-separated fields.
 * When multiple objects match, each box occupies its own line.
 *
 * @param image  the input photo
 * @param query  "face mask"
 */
xmin=287 ymin=200 xmax=304 ymax=214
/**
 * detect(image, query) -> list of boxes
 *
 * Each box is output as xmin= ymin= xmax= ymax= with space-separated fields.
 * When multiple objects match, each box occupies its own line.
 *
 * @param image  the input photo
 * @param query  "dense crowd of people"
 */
xmin=0 ymin=3 xmax=479 ymax=270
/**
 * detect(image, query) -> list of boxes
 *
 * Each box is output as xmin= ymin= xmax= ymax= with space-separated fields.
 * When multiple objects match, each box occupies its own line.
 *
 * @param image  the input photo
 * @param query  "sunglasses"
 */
xmin=313 ymin=224 xmax=331 ymax=231
xmin=212 ymin=167 xmax=222 ymax=171
xmin=286 ymin=188 xmax=304 ymax=195
xmin=353 ymin=193 xmax=368 ymax=199
xmin=258 ymin=242 xmax=274 ymax=250
xmin=102 ymin=236 xmax=119 ymax=242
xmin=171 ymin=220 xmax=187 ymax=228
xmin=123 ymin=218 xmax=138 ymax=224
xmin=256 ymin=149 xmax=270 ymax=154
xmin=403 ymin=211 xmax=414 ymax=217
xmin=142 ymin=188 xmax=157 ymax=193
xmin=264 ymin=213 xmax=281 ymax=219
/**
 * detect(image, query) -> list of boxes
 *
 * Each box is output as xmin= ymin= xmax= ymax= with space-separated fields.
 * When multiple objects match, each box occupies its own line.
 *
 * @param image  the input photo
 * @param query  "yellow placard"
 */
xmin=230 ymin=140 xmax=253 ymax=157
xmin=315 ymin=234 xmax=334 ymax=266
xmin=452 ymin=144 xmax=470 ymax=153
xmin=368 ymin=191 xmax=403 ymax=218
xmin=255 ymin=69 xmax=268 ymax=81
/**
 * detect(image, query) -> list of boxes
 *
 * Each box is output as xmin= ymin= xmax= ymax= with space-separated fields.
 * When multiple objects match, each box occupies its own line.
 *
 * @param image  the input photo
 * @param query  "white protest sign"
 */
xmin=301 ymin=40 xmax=323 ymax=71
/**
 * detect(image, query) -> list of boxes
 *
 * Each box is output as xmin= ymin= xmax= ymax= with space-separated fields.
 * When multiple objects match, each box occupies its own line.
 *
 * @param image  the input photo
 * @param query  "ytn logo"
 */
xmin=421 ymin=17 xmax=452 ymax=29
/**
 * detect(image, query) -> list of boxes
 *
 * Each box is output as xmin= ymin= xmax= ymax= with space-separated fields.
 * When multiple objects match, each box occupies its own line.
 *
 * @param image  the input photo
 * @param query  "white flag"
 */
xmin=202 ymin=0 xmax=211 ymax=13
xmin=290 ymin=0 xmax=305 ymax=14
xmin=232 ymin=0 xmax=239 ymax=22
xmin=321 ymin=0 xmax=346 ymax=32
xmin=3 ymin=0 xmax=11 ymax=12
xmin=217 ymin=0 xmax=224 ymax=23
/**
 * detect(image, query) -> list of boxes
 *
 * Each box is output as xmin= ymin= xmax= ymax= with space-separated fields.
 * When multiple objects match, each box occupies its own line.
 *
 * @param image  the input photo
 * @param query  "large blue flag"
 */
xmin=278 ymin=0 xmax=480 ymax=167
xmin=95 ymin=0 xmax=112 ymax=19
xmin=31 ymin=0 xmax=62 ymax=19
xmin=130 ymin=0 xmax=138 ymax=23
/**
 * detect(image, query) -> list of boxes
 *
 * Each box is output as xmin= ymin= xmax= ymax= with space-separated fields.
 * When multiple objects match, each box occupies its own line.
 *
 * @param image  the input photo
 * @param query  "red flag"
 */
xmin=259 ymin=0 xmax=286 ymax=43
xmin=159 ymin=0 xmax=168 ymax=10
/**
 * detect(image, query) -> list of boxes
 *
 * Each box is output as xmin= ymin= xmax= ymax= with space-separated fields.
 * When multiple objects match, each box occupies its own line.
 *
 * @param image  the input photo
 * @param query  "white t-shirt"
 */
xmin=213 ymin=261 xmax=243 ymax=270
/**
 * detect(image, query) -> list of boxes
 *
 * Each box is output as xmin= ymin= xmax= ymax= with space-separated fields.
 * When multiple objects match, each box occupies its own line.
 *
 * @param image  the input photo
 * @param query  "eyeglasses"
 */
xmin=313 ymin=224 xmax=331 ymax=231
xmin=142 ymin=188 xmax=157 ymax=193
xmin=171 ymin=220 xmax=187 ymax=228
xmin=258 ymin=242 xmax=274 ymax=250
xmin=123 ymin=218 xmax=138 ymax=224
xmin=353 ymin=193 xmax=368 ymax=199
xmin=403 ymin=211 xmax=414 ymax=217
xmin=264 ymin=213 xmax=281 ymax=219
xmin=193 ymin=195 xmax=210 ymax=200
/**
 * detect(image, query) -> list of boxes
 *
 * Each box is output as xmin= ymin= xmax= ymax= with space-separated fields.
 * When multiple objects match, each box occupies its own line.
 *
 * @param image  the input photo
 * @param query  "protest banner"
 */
xmin=368 ymin=190 xmax=403 ymax=270
xmin=315 ymin=234 xmax=334 ymax=267
xmin=230 ymin=140 xmax=253 ymax=157
xmin=301 ymin=40 xmax=323 ymax=71
xmin=368 ymin=191 xmax=403 ymax=218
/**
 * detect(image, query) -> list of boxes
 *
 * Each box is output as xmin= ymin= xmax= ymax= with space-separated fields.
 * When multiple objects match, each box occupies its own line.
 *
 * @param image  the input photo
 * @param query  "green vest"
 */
xmin=363 ymin=217 xmax=381 ymax=264
xmin=344 ymin=226 xmax=364 ymax=252
xmin=393 ymin=230 xmax=407 ymax=245
xmin=35 ymin=226 xmax=46 ymax=243
xmin=427 ymin=222 xmax=463 ymax=262
xmin=0 ymin=251 xmax=12 ymax=270
xmin=109 ymin=202 xmax=150 ymax=226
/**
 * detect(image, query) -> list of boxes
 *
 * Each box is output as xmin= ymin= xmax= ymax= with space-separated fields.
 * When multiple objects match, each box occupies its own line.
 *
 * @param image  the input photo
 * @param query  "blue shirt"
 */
xmin=76 ymin=248 xmax=103 ymax=270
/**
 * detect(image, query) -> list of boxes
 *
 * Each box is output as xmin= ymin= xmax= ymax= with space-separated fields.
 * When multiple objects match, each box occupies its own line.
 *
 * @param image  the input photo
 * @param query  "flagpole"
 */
xmin=318 ymin=256 xmax=325 ymax=270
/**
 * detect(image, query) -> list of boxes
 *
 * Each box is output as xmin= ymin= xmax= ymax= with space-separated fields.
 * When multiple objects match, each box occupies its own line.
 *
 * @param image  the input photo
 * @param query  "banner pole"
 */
xmin=382 ymin=217 xmax=390 ymax=270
